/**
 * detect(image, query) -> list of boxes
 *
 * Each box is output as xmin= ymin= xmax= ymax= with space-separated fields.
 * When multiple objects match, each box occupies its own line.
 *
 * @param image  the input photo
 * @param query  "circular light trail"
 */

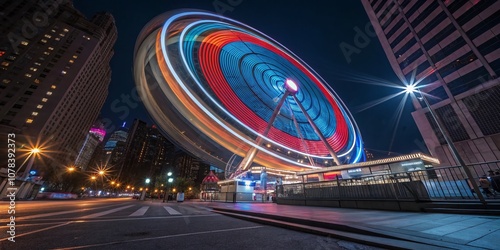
xmin=134 ymin=10 xmax=365 ymax=172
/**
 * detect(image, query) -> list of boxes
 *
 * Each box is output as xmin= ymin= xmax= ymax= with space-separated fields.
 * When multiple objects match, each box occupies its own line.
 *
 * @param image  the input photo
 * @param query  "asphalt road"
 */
xmin=0 ymin=198 xmax=380 ymax=249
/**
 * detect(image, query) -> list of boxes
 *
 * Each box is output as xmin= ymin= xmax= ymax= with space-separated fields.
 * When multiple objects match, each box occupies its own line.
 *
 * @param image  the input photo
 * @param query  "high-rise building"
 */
xmin=117 ymin=119 xmax=177 ymax=186
xmin=0 ymin=1 xmax=117 ymax=174
xmin=102 ymin=123 xmax=128 ymax=168
xmin=144 ymin=125 xmax=175 ymax=180
xmin=117 ymin=119 xmax=149 ymax=185
xmin=362 ymin=0 xmax=500 ymax=165
xmin=173 ymin=151 xmax=211 ymax=185
xmin=104 ymin=122 xmax=128 ymax=151
xmin=74 ymin=124 xmax=105 ymax=171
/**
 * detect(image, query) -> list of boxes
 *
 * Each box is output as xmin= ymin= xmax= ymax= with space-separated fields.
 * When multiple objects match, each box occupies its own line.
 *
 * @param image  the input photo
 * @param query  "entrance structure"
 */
xmin=134 ymin=10 xmax=365 ymax=181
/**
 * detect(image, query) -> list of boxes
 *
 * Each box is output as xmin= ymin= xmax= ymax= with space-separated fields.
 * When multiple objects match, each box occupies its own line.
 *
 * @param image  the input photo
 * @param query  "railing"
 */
xmin=201 ymin=192 xmax=258 ymax=202
xmin=277 ymin=162 xmax=500 ymax=202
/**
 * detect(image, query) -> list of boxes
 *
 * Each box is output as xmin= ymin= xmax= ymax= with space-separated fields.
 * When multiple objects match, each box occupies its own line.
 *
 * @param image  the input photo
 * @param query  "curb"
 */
xmin=211 ymin=207 xmax=485 ymax=250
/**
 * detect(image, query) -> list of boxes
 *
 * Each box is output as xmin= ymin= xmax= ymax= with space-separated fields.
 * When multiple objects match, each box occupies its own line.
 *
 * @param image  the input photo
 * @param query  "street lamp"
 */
xmin=16 ymin=144 xmax=48 ymax=199
xmin=19 ymin=147 xmax=41 ymax=179
xmin=90 ymin=176 xmax=97 ymax=196
xmin=140 ymin=178 xmax=150 ymax=201
xmin=405 ymin=84 xmax=486 ymax=204
xmin=163 ymin=172 xmax=173 ymax=202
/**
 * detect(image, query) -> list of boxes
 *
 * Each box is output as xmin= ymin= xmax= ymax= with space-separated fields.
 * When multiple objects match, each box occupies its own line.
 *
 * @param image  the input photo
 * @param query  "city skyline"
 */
xmin=74 ymin=0 xmax=426 ymax=157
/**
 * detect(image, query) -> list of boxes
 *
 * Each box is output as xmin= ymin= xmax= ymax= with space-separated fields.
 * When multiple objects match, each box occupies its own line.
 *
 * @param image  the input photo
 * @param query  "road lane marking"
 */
xmin=80 ymin=205 xmax=134 ymax=219
xmin=1 ymin=203 xmax=126 ymax=221
xmin=163 ymin=206 xmax=181 ymax=215
xmin=0 ymin=222 xmax=73 ymax=242
xmin=129 ymin=206 xmax=149 ymax=216
xmin=54 ymin=225 xmax=265 ymax=249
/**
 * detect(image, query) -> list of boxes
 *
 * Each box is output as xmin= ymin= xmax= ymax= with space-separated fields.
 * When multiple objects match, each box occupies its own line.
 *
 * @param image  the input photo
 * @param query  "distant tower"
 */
xmin=74 ymin=123 xmax=106 ymax=171
xmin=362 ymin=0 xmax=500 ymax=165
xmin=0 ymin=1 xmax=117 ymax=172
xmin=102 ymin=123 xmax=129 ymax=171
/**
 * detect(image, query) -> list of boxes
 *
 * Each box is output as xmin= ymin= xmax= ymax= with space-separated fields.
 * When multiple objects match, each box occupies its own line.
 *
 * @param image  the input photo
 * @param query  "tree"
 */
xmin=173 ymin=177 xmax=194 ymax=193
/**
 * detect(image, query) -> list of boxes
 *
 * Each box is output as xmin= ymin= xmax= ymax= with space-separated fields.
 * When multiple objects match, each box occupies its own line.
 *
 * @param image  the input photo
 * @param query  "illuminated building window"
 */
xmin=55 ymin=37 xmax=60 ymax=41
xmin=42 ymin=98 xmax=48 ymax=102
xmin=37 ymin=105 xmax=43 ymax=109
xmin=51 ymin=29 xmax=56 ymax=33
xmin=72 ymin=55 xmax=78 ymax=59
xmin=34 ymin=79 xmax=40 ymax=84
xmin=41 ymin=39 xmax=47 ymax=43
xmin=59 ymin=33 xmax=65 ymax=37
xmin=44 ymin=34 xmax=52 ymax=38
xmin=26 ymin=119 xmax=33 ymax=124
xmin=51 ymin=85 xmax=56 ymax=89
xmin=63 ymin=28 xmax=69 ymax=32
xmin=69 ymin=59 xmax=74 ymax=63
xmin=30 ymin=67 xmax=37 ymax=71
xmin=21 ymin=41 xmax=28 ymax=46
xmin=43 ymin=51 xmax=50 ymax=55
xmin=34 ymin=62 xmax=41 ymax=66
xmin=48 ymin=47 xmax=54 ymax=50
xmin=32 ymin=112 xmax=38 ymax=116
xmin=46 ymin=91 xmax=52 ymax=95
xmin=25 ymin=73 xmax=32 ymax=78
xmin=61 ymin=70 xmax=67 ymax=75
xmin=1 ymin=62 xmax=9 ymax=67
xmin=2 ymin=79 xmax=11 ymax=84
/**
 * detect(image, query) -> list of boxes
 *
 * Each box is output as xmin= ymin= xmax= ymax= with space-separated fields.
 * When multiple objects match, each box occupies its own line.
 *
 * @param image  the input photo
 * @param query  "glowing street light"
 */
xmin=67 ymin=166 xmax=75 ymax=172
xmin=140 ymin=178 xmax=151 ymax=201
xmin=405 ymin=84 xmax=486 ymax=204
xmin=404 ymin=83 xmax=416 ymax=94
xmin=163 ymin=172 xmax=174 ymax=203
xmin=19 ymin=147 xmax=41 ymax=179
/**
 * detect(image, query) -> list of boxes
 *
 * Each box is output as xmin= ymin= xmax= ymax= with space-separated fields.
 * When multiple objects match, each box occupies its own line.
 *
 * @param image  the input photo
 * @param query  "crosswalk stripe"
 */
xmin=81 ymin=205 xmax=134 ymax=219
xmin=163 ymin=206 xmax=182 ymax=215
xmin=129 ymin=206 xmax=149 ymax=216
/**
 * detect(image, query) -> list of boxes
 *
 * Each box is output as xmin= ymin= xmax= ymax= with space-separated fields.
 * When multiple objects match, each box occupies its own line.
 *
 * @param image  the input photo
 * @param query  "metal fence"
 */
xmin=277 ymin=162 xmax=500 ymax=201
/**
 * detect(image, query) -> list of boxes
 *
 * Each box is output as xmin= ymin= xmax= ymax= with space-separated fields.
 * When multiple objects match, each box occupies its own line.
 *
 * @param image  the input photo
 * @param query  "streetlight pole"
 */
xmin=140 ymin=178 xmax=150 ymax=201
xmin=91 ymin=176 xmax=97 ymax=196
xmin=407 ymin=85 xmax=486 ymax=204
xmin=163 ymin=171 xmax=173 ymax=202
xmin=17 ymin=148 xmax=41 ymax=199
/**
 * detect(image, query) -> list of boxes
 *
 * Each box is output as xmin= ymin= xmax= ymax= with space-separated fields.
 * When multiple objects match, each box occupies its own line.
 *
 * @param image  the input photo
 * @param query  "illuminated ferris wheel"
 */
xmin=134 ymin=10 xmax=365 ymax=174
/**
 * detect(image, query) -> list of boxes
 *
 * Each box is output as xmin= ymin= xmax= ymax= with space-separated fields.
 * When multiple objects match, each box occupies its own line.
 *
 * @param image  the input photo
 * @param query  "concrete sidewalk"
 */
xmin=201 ymin=202 xmax=500 ymax=249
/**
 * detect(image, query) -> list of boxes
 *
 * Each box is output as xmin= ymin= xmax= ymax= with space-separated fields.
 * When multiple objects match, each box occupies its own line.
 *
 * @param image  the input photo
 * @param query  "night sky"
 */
xmin=73 ymin=0 xmax=427 ymax=157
